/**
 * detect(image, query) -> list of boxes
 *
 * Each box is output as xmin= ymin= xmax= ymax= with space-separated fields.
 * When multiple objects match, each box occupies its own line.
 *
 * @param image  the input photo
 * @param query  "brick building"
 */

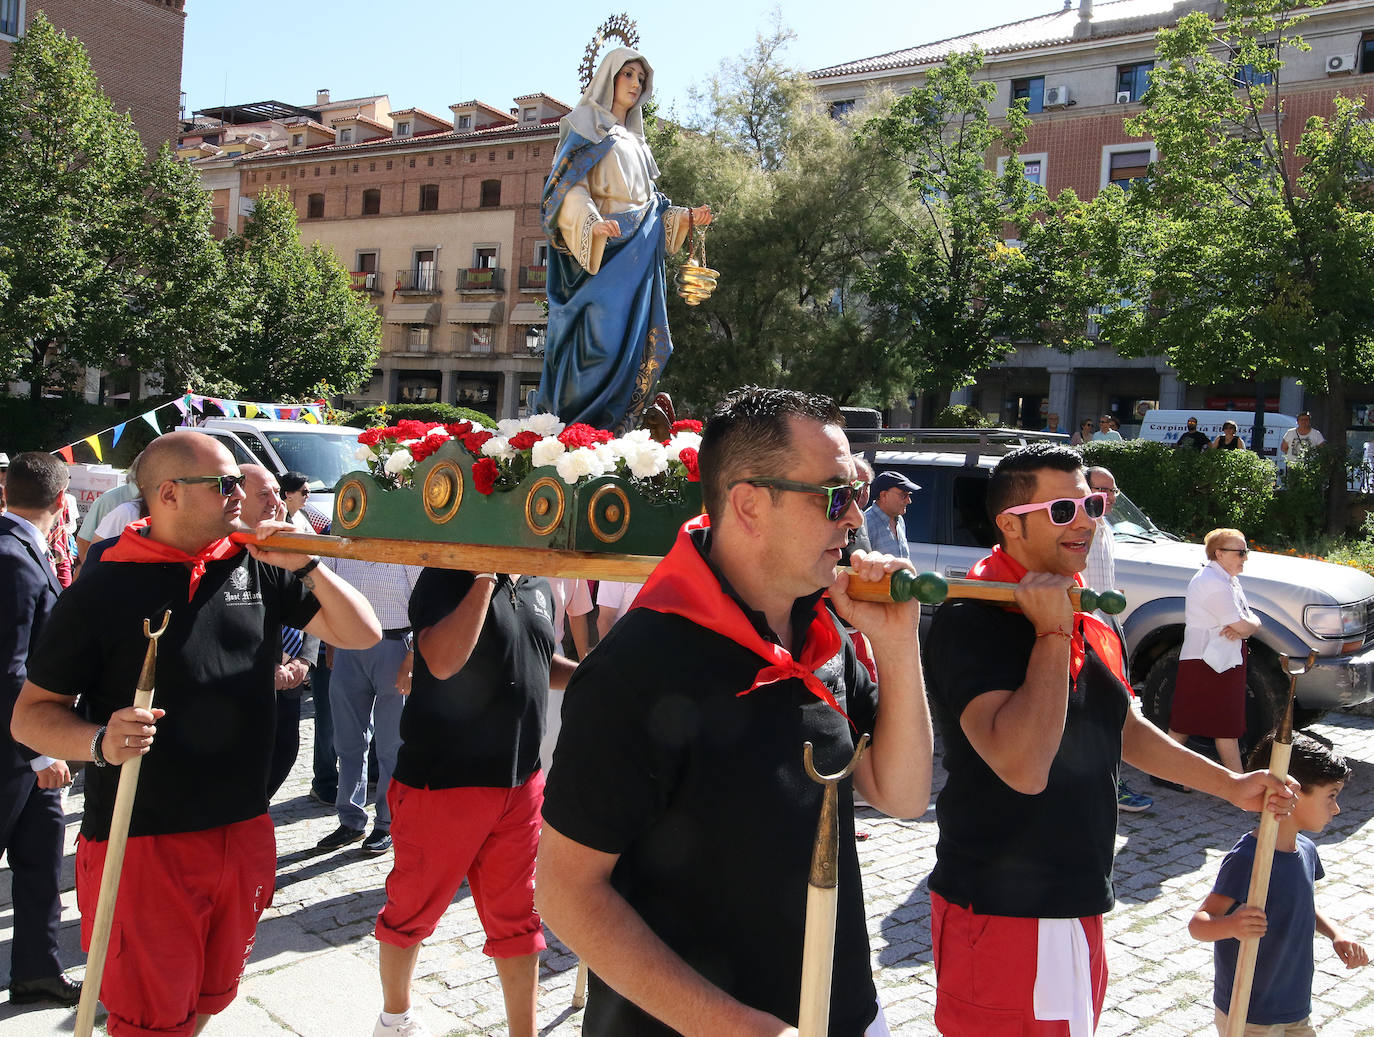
xmin=1 ymin=0 xmax=187 ymax=152
xmin=223 ymin=90 xmax=569 ymax=418
xmin=810 ymin=0 xmax=1374 ymax=439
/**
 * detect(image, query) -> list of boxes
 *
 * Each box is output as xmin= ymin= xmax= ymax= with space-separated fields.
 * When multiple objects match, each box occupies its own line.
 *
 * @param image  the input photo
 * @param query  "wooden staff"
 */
xmin=572 ymin=961 xmax=589 ymax=1009
xmin=76 ymin=611 xmax=172 ymax=1037
xmin=797 ymin=734 xmax=870 ymax=1037
xmin=1224 ymin=650 xmax=1317 ymax=1037
xmin=230 ymin=532 xmax=1126 ymax=612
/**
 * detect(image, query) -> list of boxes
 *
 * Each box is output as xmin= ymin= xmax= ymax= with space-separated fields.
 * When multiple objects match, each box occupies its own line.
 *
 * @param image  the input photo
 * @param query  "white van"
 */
xmin=1137 ymin=409 xmax=1297 ymax=458
xmin=199 ymin=418 xmax=360 ymax=513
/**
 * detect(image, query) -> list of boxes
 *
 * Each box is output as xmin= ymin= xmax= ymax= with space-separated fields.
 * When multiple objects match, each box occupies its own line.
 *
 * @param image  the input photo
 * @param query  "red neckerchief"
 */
xmin=967 ymin=545 xmax=1129 ymax=687
xmin=632 ymin=514 xmax=853 ymax=727
xmin=102 ymin=517 xmax=242 ymax=602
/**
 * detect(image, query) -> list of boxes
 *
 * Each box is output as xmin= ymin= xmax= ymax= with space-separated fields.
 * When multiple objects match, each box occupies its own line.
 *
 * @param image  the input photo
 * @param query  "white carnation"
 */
xmin=354 ymin=444 xmax=375 ymax=461
xmin=524 ymin=413 xmax=565 ymax=437
xmin=625 ymin=441 xmax=668 ymax=480
xmin=496 ymin=418 xmax=525 ymax=439
xmin=531 ymin=438 xmax=567 ymax=469
xmin=555 ymin=447 xmax=603 ymax=485
xmin=383 ymin=448 xmax=413 ymax=475
xmin=620 ymin=429 xmax=653 ymax=444
xmin=481 ymin=436 xmax=516 ymax=462
xmin=664 ymin=431 xmax=702 ymax=462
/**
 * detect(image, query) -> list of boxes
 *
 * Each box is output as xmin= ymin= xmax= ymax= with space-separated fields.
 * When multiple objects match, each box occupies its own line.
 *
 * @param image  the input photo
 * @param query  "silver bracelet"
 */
xmin=90 ymin=725 xmax=109 ymax=768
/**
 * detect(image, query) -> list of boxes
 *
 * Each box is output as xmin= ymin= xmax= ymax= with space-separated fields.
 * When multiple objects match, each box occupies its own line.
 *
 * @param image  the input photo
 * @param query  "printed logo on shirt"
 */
xmin=814 ymin=651 xmax=843 ymax=689
xmin=529 ymin=590 xmax=552 ymax=624
xmin=224 ymin=566 xmax=263 ymax=606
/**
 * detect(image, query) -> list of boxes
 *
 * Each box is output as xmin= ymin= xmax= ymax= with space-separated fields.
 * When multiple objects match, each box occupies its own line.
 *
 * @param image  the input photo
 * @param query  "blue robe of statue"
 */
xmin=534 ymin=130 xmax=677 ymax=435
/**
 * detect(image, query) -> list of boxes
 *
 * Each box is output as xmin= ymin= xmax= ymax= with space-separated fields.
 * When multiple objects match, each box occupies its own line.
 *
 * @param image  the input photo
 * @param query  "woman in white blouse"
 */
xmin=533 ymin=47 xmax=711 ymax=434
xmin=1167 ymin=528 xmax=1261 ymax=771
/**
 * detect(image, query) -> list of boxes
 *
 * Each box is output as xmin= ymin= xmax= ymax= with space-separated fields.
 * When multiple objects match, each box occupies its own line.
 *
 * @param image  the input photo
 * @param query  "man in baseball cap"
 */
xmin=864 ymin=470 xmax=920 ymax=560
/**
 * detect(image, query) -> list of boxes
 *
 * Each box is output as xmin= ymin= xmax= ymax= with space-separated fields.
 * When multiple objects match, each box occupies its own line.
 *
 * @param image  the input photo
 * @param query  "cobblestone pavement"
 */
xmin=4 ymin=703 xmax=1374 ymax=1035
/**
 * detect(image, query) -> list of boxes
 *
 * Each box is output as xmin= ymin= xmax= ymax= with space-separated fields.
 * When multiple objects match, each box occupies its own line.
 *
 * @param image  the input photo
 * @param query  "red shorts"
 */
xmin=376 ymin=771 xmax=547 ymax=959
xmin=930 ymin=892 xmax=1107 ymax=1036
xmin=76 ymin=814 xmax=276 ymax=1037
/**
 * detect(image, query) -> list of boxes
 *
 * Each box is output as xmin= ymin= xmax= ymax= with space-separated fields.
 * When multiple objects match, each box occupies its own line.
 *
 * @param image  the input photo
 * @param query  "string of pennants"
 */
xmin=52 ymin=393 xmax=327 ymax=463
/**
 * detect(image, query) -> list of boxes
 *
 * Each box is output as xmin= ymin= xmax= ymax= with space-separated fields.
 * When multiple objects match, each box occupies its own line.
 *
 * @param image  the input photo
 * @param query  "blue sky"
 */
xmin=180 ymin=1 xmax=1040 ymax=121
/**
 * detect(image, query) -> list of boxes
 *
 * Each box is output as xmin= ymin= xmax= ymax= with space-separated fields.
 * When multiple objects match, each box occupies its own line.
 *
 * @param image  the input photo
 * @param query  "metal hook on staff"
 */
xmin=75 ymin=610 xmax=172 ymax=1037
xmin=797 ymin=734 xmax=870 ymax=1037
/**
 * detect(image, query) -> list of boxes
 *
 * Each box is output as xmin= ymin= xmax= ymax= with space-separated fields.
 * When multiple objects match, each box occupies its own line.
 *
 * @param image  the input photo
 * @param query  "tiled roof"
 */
xmin=512 ymin=92 xmax=573 ymax=110
xmin=389 ymin=107 xmax=454 ymax=128
xmin=237 ymin=117 xmax=558 ymax=162
xmin=313 ymin=94 xmax=388 ymax=109
xmin=811 ymin=0 xmax=1196 ymax=79
xmin=451 ymin=100 xmax=517 ymax=121
xmin=330 ymin=114 xmax=392 ymax=133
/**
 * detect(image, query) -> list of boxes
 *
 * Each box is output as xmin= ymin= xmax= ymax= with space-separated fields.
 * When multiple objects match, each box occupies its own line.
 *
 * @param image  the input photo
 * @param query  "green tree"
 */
xmin=651 ymin=27 xmax=911 ymax=411
xmin=0 ymin=13 xmax=225 ymax=399
xmin=1090 ymin=0 xmax=1374 ymax=533
xmin=857 ymin=48 xmax=1099 ymax=396
xmin=220 ymin=188 xmax=381 ymax=399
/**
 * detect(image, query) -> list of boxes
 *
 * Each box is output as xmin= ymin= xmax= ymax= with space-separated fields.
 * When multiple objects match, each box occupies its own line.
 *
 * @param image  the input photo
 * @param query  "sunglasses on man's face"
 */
xmin=172 ymin=474 xmax=247 ymax=496
xmin=1000 ymin=492 xmax=1107 ymax=526
xmin=731 ymin=477 xmax=869 ymax=521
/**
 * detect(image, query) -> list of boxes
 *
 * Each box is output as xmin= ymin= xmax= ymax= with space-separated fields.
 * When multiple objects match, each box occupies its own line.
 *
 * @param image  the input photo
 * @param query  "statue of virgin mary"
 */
xmin=533 ymin=47 xmax=711 ymax=435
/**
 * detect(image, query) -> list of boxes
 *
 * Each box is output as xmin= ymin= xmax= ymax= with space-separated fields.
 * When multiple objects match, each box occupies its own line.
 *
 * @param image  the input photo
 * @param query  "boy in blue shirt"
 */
xmin=1190 ymin=733 xmax=1368 ymax=1035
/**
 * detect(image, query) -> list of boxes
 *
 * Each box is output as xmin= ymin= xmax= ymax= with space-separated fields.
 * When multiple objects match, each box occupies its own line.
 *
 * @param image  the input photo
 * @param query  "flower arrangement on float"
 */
xmin=354 ymin=414 xmax=702 ymax=504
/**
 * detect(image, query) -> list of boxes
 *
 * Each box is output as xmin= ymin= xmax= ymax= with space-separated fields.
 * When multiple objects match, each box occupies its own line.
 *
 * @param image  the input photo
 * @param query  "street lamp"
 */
xmin=525 ymin=325 xmax=545 ymax=356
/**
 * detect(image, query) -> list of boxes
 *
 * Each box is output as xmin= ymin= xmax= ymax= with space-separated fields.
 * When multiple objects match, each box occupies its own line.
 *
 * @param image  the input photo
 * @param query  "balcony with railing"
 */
xmin=349 ymin=271 xmax=384 ymax=295
xmin=394 ymin=268 xmax=443 ymax=295
xmin=518 ymin=265 xmax=548 ymax=291
xmin=455 ymin=266 xmax=505 ymax=292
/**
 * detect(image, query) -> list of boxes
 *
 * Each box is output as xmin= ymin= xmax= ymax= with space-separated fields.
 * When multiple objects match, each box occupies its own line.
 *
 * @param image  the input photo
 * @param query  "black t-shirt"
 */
xmin=542 ymin=570 xmax=880 ymax=1036
xmin=1175 ymin=430 xmax=1211 ymax=451
xmin=27 ymin=552 xmax=319 ymax=840
xmin=395 ymin=569 xmax=554 ymax=789
xmin=924 ymin=601 xmax=1129 ymax=918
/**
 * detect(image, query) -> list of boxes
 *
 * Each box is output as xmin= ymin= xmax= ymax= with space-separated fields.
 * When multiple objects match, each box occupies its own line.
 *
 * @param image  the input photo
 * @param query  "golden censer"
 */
xmin=676 ymin=215 xmax=719 ymax=306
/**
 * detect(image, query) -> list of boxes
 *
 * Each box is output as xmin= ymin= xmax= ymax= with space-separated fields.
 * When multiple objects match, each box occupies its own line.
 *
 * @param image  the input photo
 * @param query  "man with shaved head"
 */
xmin=12 ymin=430 xmax=381 ymax=1037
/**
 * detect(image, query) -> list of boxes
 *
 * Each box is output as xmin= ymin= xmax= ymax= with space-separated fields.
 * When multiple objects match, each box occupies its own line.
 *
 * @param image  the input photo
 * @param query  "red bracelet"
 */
xmin=1036 ymin=626 xmax=1073 ymax=641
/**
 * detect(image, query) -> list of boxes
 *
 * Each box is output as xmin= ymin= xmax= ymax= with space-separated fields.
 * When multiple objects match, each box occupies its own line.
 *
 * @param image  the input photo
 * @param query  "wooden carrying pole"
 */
xmin=797 ymin=735 xmax=870 ymax=1037
xmin=233 ymin=532 xmax=1125 ymax=612
xmin=1224 ymin=651 xmax=1317 ymax=1037
xmin=75 ymin=611 xmax=172 ymax=1037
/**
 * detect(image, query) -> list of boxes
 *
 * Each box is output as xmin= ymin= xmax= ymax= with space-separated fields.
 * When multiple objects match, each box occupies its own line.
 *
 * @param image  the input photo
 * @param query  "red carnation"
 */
xmin=396 ymin=419 xmax=432 ymax=439
xmin=445 ymin=421 xmax=473 ymax=438
xmin=409 ymin=438 xmax=439 ymax=464
xmin=357 ymin=427 xmax=384 ymax=447
xmin=679 ymin=447 xmax=700 ymax=482
xmin=671 ymin=419 xmax=703 ymax=435
xmin=509 ymin=430 xmax=541 ymax=451
xmin=558 ymin=423 xmax=613 ymax=449
xmin=472 ymin=457 xmax=499 ymax=495
xmin=462 ymin=430 xmax=495 ymax=454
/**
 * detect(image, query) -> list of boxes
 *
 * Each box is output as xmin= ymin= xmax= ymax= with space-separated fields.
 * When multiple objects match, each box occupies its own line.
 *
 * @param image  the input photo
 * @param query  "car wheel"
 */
xmin=1141 ymin=643 xmax=1292 ymax=756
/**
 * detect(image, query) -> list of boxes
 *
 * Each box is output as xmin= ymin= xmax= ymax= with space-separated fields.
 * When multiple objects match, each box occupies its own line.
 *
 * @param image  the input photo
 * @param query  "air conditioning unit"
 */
xmin=1326 ymin=53 xmax=1356 ymax=75
xmin=1115 ymin=90 xmax=1133 ymax=104
xmin=1044 ymin=84 xmax=1071 ymax=107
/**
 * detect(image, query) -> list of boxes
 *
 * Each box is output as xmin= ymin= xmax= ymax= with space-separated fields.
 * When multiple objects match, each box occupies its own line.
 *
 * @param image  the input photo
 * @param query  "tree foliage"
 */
xmin=0 ymin=13 xmax=225 ymax=398
xmin=857 ymin=48 xmax=1099 ymax=394
xmin=1089 ymin=0 xmax=1374 ymax=531
xmin=219 ymin=188 xmax=381 ymax=399
xmin=651 ymin=27 xmax=911 ymax=412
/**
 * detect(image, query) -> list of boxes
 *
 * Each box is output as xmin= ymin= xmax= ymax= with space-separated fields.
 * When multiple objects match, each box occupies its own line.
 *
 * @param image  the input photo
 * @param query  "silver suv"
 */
xmin=864 ymin=429 xmax=1374 ymax=743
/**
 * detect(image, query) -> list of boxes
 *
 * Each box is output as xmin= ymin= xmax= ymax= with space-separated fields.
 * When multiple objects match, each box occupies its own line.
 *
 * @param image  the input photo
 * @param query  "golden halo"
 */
xmin=578 ymin=14 xmax=641 ymax=93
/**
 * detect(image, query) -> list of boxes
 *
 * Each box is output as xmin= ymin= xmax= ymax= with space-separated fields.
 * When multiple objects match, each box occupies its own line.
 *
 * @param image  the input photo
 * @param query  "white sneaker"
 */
xmin=372 ymin=1012 xmax=432 ymax=1037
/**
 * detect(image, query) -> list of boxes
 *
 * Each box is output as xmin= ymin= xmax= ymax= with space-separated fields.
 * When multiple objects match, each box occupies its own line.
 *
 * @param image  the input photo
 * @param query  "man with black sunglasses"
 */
xmin=12 ymin=430 xmax=381 ymax=1037
xmin=864 ymin=470 xmax=917 ymax=560
xmin=538 ymin=386 xmax=933 ymax=1035
xmin=922 ymin=442 xmax=1296 ymax=1035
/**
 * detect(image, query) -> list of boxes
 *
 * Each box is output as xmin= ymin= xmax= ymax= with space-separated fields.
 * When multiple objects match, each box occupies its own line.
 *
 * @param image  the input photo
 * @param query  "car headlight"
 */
xmin=1304 ymin=601 xmax=1369 ymax=639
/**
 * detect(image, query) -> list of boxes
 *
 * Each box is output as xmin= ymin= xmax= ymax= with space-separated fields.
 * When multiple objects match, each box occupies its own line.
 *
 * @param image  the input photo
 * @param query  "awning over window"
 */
xmin=446 ymin=302 xmax=504 ymax=324
xmin=508 ymin=302 xmax=547 ymax=325
xmin=383 ymin=303 xmax=440 ymax=325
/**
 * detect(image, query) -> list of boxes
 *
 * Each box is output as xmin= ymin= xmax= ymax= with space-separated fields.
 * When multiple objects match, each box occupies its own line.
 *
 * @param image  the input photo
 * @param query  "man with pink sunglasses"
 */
xmin=922 ymin=442 xmax=1296 ymax=1036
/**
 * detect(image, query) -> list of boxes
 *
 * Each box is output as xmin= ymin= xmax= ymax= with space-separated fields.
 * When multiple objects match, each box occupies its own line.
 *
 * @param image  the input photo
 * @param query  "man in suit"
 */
xmin=1 ymin=452 xmax=82 ymax=1005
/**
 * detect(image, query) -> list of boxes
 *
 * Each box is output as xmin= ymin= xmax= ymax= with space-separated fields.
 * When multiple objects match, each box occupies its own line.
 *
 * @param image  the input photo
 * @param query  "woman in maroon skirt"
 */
xmin=1168 ymin=528 xmax=1260 ymax=771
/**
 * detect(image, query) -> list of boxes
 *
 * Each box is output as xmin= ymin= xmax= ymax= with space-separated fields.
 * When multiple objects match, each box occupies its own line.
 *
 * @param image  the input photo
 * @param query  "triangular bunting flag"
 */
xmin=173 ymin=398 xmax=188 ymax=416
xmin=112 ymin=422 xmax=127 ymax=446
xmin=222 ymin=399 xmax=239 ymax=417
xmin=245 ymin=403 xmax=259 ymax=418
xmin=84 ymin=435 xmax=103 ymax=461
xmin=302 ymin=411 xmax=320 ymax=424
xmin=142 ymin=412 xmax=162 ymax=434
xmin=57 ymin=445 xmax=74 ymax=463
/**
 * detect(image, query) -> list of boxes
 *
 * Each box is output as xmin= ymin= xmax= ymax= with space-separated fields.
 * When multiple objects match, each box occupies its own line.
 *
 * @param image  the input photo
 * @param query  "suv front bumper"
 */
xmin=1295 ymin=644 xmax=1374 ymax=710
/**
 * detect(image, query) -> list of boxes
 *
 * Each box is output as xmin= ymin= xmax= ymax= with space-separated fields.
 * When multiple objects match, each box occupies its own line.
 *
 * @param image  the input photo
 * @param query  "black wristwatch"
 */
xmin=293 ymin=557 xmax=321 ymax=578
